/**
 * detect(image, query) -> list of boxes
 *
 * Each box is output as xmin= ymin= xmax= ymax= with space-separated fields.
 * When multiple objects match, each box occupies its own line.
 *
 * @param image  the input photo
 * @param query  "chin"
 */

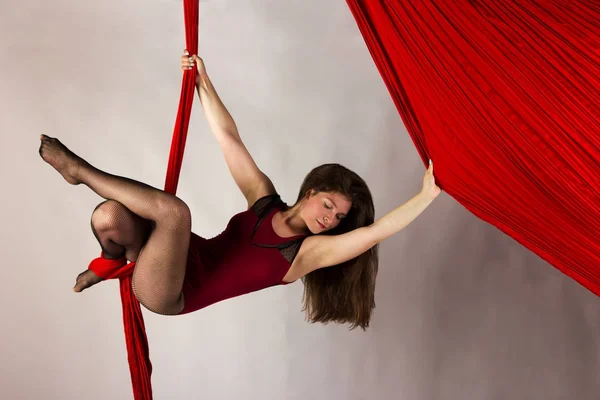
xmin=307 ymin=221 xmax=320 ymax=234
xmin=315 ymin=221 xmax=328 ymax=234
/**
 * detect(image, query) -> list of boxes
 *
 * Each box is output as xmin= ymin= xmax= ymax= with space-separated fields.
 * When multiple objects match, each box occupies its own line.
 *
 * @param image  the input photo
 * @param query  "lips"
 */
xmin=317 ymin=220 xmax=326 ymax=229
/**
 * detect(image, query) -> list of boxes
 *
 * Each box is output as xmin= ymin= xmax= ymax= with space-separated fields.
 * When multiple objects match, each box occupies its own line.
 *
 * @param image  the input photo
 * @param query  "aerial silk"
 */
xmin=86 ymin=1 xmax=199 ymax=399
xmin=84 ymin=1 xmax=600 ymax=399
xmin=346 ymin=0 xmax=600 ymax=293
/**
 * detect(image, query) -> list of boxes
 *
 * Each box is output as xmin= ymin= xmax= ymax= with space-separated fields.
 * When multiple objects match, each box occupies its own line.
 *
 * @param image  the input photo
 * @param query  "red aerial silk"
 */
xmin=87 ymin=1 xmax=199 ymax=399
xmin=346 ymin=1 xmax=600 ymax=292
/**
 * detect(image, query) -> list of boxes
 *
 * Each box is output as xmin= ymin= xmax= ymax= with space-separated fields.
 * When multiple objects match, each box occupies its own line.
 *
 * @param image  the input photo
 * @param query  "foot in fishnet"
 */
xmin=73 ymin=270 xmax=102 ymax=292
xmin=73 ymin=247 xmax=131 ymax=292
xmin=38 ymin=134 xmax=86 ymax=185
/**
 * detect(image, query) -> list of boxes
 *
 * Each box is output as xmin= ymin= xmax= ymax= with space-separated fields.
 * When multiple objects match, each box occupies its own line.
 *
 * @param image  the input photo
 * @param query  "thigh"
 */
xmin=131 ymin=217 xmax=192 ymax=315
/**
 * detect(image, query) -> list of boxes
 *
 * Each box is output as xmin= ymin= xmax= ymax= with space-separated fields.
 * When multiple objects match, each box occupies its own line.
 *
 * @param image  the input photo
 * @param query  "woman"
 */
xmin=38 ymin=50 xmax=441 ymax=330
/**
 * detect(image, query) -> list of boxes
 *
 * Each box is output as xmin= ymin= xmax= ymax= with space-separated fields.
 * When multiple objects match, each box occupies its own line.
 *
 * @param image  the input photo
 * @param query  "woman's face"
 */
xmin=300 ymin=190 xmax=352 ymax=234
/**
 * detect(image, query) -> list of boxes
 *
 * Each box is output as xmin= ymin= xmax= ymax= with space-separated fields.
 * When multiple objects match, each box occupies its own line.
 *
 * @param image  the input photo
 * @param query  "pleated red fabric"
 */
xmin=346 ymin=1 xmax=600 ymax=293
xmin=86 ymin=2 xmax=199 ymax=399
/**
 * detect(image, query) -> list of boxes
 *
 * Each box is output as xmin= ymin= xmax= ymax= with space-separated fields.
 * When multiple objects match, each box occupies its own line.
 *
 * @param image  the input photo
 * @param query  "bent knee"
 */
xmin=154 ymin=196 xmax=192 ymax=230
xmin=91 ymin=200 xmax=130 ymax=231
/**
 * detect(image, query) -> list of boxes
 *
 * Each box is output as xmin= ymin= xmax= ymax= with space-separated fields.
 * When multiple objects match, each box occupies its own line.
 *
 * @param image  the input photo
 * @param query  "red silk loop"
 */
xmin=88 ymin=253 xmax=134 ymax=279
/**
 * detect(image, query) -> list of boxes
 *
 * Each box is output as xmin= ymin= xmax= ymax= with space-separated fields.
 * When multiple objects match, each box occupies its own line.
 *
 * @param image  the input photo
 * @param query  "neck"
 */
xmin=281 ymin=205 xmax=310 ymax=236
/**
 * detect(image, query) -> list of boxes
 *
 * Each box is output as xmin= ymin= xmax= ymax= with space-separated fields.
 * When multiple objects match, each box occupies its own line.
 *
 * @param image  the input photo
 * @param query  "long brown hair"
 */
xmin=294 ymin=163 xmax=379 ymax=331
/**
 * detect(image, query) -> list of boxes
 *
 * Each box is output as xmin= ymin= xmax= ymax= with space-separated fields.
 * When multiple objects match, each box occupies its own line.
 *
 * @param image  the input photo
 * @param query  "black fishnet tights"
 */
xmin=39 ymin=135 xmax=191 ymax=315
xmin=89 ymin=198 xmax=190 ymax=315
xmin=81 ymin=167 xmax=192 ymax=316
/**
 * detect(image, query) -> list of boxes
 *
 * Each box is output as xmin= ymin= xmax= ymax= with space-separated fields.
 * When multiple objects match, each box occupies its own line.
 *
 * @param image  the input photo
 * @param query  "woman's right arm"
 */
xmin=182 ymin=51 xmax=275 ymax=207
xmin=193 ymin=59 xmax=238 ymax=142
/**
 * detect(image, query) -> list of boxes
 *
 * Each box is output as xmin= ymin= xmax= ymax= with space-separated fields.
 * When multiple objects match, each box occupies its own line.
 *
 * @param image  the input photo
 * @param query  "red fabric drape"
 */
xmin=87 ymin=2 xmax=199 ymax=399
xmin=346 ymin=1 xmax=600 ymax=293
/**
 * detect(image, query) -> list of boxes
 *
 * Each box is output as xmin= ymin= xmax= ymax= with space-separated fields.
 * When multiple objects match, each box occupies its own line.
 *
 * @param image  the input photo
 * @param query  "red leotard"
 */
xmin=178 ymin=194 xmax=307 ymax=314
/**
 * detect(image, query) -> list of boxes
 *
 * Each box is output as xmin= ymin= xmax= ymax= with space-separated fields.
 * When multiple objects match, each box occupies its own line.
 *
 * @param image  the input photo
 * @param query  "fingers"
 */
xmin=181 ymin=50 xmax=202 ymax=71
xmin=182 ymin=49 xmax=202 ymax=61
xmin=181 ymin=55 xmax=195 ymax=70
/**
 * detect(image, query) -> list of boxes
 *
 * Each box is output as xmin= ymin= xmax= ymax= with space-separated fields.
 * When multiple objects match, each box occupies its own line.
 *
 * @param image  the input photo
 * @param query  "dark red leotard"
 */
xmin=178 ymin=194 xmax=308 ymax=314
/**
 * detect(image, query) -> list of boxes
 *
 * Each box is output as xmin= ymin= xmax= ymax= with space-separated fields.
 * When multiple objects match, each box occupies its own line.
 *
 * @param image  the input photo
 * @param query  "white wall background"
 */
xmin=1 ymin=0 xmax=599 ymax=399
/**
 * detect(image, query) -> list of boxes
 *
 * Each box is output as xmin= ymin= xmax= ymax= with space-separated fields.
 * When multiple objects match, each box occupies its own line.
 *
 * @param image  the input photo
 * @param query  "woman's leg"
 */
xmin=39 ymin=134 xmax=191 ymax=315
xmin=73 ymin=199 xmax=153 ymax=292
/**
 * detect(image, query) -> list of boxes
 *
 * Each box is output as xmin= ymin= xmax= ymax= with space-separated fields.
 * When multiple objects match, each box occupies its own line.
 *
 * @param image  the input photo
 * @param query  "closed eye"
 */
xmin=325 ymin=203 xmax=346 ymax=220
xmin=334 ymin=211 xmax=349 ymax=220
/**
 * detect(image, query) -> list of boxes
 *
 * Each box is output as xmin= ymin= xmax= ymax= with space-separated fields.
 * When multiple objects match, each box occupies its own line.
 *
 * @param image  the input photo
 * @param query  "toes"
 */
xmin=39 ymin=142 xmax=47 ymax=157
xmin=73 ymin=270 xmax=101 ymax=292
xmin=73 ymin=272 xmax=86 ymax=292
xmin=73 ymin=280 xmax=90 ymax=293
xmin=40 ymin=134 xmax=57 ymax=143
xmin=38 ymin=141 xmax=48 ymax=157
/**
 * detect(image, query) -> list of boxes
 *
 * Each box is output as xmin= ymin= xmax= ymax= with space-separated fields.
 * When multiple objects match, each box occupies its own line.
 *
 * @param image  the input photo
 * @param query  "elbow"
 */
xmin=216 ymin=129 xmax=242 ymax=147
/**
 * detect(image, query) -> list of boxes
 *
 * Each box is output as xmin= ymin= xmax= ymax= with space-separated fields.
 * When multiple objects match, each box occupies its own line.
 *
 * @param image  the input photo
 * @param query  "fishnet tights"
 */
xmin=80 ymin=163 xmax=191 ymax=315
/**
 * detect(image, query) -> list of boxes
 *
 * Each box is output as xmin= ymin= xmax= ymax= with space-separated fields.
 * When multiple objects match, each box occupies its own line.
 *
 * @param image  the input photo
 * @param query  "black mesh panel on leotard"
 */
xmin=250 ymin=194 xmax=305 ymax=264
xmin=250 ymin=194 xmax=282 ymax=218
xmin=276 ymin=239 xmax=304 ymax=264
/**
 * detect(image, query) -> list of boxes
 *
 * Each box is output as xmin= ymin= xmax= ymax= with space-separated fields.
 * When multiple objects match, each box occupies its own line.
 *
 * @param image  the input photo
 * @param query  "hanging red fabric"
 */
xmin=346 ymin=1 xmax=600 ymax=293
xmin=87 ymin=2 xmax=199 ymax=399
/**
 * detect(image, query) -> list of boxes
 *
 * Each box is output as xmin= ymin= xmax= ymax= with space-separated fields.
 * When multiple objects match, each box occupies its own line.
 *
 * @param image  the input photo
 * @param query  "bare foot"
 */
xmin=38 ymin=134 xmax=85 ymax=185
xmin=73 ymin=270 xmax=102 ymax=292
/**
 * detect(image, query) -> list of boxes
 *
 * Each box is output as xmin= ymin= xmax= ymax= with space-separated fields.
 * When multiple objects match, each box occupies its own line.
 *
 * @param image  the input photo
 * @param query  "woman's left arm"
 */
xmin=298 ymin=161 xmax=440 ymax=271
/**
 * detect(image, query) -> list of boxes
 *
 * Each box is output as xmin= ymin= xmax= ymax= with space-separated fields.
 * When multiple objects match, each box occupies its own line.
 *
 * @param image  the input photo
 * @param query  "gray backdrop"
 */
xmin=2 ymin=0 xmax=599 ymax=399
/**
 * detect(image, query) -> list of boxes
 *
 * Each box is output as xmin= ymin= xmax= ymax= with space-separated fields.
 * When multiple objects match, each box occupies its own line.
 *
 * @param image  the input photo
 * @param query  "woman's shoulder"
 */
xmin=245 ymin=179 xmax=278 ymax=209
xmin=248 ymin=192 xmax=283 ymax=216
